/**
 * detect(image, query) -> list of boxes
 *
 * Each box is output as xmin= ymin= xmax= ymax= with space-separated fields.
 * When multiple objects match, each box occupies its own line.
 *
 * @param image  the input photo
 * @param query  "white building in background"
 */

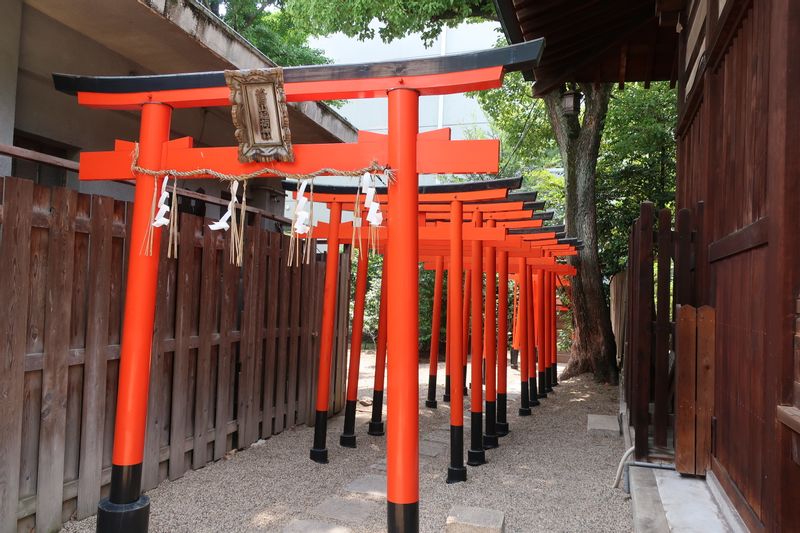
xmin=287 ymin=20 xmax=502 ymax=222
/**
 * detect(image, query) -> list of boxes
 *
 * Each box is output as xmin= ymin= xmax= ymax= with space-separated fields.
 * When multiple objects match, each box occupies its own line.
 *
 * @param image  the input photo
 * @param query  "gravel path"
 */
xmin=63 ymin=352 xmax=631 ymax=533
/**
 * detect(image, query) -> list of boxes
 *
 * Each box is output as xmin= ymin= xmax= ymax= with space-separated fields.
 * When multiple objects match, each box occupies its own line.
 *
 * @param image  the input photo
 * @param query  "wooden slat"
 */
xmin=633 ymin=203 xmax=655 ymax=459
xmin=237 ymin=220 xmax=260 ymax=448
xmin=36 ymin=186 xmax=77 ymax=532
xmin=654 ymin=208 xmax=672 ymax=447
xmin=214 ymin=233 xmax=238 ymax=460
xmin=169 ymin=213 xmax=198 ymax=479
xmin=307 ymin=260 xmax=326 ymax=425
xmin=708 ymin=216 xmax=769 ymax=263
xmin=274 ymin=236 xmax=292 ymax=433
xmin=675 ymin=305 xmax=698 ymax=475
xmin=286 ymin=256 xmax=303 ymax=426
xmin=76 ymin=195 xmax=113 ymax=517
xmin=0 ymin=178 xmax=34 ymax=533
xmin=695 ymin=305 xmax=715 ymax=474
xmin=193 ymin=224 xmax=216 ymax=468
xmin=250 ymin=225 xmax=268 ymax=441
xmin=261 ymin=232 xmax=281 ymax=436
xmin=142 ymin=233 xmax=171 ymax=491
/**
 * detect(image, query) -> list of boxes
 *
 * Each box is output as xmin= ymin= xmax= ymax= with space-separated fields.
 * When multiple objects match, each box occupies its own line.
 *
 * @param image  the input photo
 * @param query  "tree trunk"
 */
xmin=544 ymin=83 xmax=618 ymax=384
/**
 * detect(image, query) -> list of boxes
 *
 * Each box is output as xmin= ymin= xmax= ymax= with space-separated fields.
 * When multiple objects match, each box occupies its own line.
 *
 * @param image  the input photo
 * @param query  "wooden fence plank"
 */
xmin=634 ymin=203 xmax=655 ymax=459
xmin=307 ymin=260 xmax=325 ymax=425
xmin=296 ymin=244 xmax=315 ymax=424
xmin=214 ymin=234 xmax=238 ymax=460
xmin=261 ymin=232 xmax=281 ymax=436
xmin=250 ymin=226 xmax=268 ymax=441
xmin=286 ymin=259 xmax=303 ymax=427
xmin=76 ymin=195 xmax=113 ymax=518
xmin=654 ymin=208 xmax=672 ymax=447
xmin=142 ymin=234 xmax=170 ymax=491
xmin=237 ymin=220 xmax=261 ymax=448
xmin=273 ymin=236 xmax=291 ymax=433
xmin=696 ymin=305 xmax=715 ymax=474
xmin=675 ymin=304 xmax=698 ymax=475
xmin=169 ymin=213 xmax=198 ymax=479
xmin=36 ymin=186 xmax=77 ymax=533
xmin=0 ymin=178 xmax=34 ymax=533
xmin=193 ymin=224 xmax=216 ymax=468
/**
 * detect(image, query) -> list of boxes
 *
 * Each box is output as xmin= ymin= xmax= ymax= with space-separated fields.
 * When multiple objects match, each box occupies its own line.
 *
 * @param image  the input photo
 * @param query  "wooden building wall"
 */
xmin=675 ymin=0 xmax=800 ymax=530
xmin=0 ymin=177 xmax=351 ymax=533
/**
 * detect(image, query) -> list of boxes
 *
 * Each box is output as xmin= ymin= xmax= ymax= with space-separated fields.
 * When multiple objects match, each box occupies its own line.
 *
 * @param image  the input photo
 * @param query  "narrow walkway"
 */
xmin=63 ymin=353 xmax=631 ymax=533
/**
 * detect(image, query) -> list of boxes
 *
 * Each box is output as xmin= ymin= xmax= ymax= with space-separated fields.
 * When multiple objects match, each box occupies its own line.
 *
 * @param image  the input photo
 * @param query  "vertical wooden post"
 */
xmin=633 ymin=202 xmax=655 ymax=459
xmin=654 ymin=208 xmax=672 ymax=447
xmin=468 ymin=212 xmax=486 ymax=466
xmin=549 ymin=271 xmax=558 ymax=387
xmin=443 ymin=270 xmax=452 ymax=403
xmin=426 ymin=255 xmax=444 ymax=408
xmin=496 ymin=249 xmax=510 ymax=436
xmin=447 ymin=200 xmax=467 ymax=483
xmin=368 ymin=255 xmax=389 ymax=436
xmin=483 ymin=221 xmax=499 ymax=448
xmin=98 ymin=102 xmax=172 ymax=533
xmin=340 ymin=243 xmax=369 ymax=447
xmin=310 ymin=201 xmax=342 ymax=464
xmin=386 ymin=87 xmax=420 ymax=532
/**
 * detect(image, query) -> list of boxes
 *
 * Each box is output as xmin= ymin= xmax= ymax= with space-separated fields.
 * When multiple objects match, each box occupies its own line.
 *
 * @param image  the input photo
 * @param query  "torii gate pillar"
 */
xmin=97 ymin=103 xmax=171 ymax=531
xmin=386 ymin=88 xmax=420 ymax=531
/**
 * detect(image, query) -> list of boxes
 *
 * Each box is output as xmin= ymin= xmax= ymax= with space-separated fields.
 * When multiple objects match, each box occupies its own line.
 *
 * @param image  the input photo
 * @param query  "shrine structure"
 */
xmin=51 ymin=39 xmax=573 ymax=533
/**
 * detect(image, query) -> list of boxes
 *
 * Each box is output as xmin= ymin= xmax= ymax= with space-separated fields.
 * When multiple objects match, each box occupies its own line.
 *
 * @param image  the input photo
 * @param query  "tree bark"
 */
xmin=544 ymin=83 xmax=618 ymax=384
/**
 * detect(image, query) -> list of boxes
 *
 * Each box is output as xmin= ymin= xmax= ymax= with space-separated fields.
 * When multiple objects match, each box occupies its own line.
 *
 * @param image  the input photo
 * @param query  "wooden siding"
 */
xmin=0 ymin=177 xmax=349 ymax=533
xmin=676 ymin=0 xmax=800 ymax=530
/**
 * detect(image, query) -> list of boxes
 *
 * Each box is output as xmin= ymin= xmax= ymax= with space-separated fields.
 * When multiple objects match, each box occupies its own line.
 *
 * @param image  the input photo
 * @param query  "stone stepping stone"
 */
xmin=445 ymin=505 xmax=506 ymax=532
xmin=587 ymin=414 xmax=621 ymax=437
xmin=311 ymin=496 xmax=381 ymax=524
xmin=282 ymin=519 xmax=352 ymax=533
xmin=345 ymin=474 xmax=387 ymax=499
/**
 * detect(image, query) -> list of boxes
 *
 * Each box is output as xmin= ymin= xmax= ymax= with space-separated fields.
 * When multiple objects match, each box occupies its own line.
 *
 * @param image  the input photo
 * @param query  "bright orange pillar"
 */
xmin=100 ymin=102 xmax=171 ymax=529
xmin=310 ymin=201 xmax=342 ymax=464
xmin=496 ymin=249 xmax=510 ymax=436
xmin=549 ymin=271 xmax=559 ymax=388
xmin=468 ymin=212 xmax=486 ymax=466
xmin=447 ymin=200 xmax=467 ymax=483
xmin=426 ymin=255 xmax=444 ymax=408
xmin=483 ymin=220 xmax=498 ymax=448
xmin=527 ymin=264 xmax=540 ymax=406
xmin=517 ymin=258 xmax=532 ymax=416
xmin=535 ymin=269 xmax=548 ymax=394
xmin=340 ymin=244 xmax=369 ymax=447
xmin=443 ymin=279 xmax=452 ymax=403
xmin=385 ymin=87 xmax=419 ymax=531
xmin=368 ymin=255 xmax=389 ymax=436
xmin=461 ymin=269 xmax=471 ymax=396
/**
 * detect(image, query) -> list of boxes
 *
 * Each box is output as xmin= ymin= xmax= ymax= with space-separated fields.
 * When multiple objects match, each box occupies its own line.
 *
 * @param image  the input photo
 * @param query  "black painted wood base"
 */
xmin=310 ymin=410 xmax=329 ymax=463
xmin=368 ymin=390 xmax=385 ymax=436
xmin=388 ymin=502 xmax=419 ymax=533
xmin=97 ymin=495 xmax=150 ymax=533
xmin=425 ymin=374 xmax=438 ymax=408
xmin=340 ymin=400 xmax=358 ymax=448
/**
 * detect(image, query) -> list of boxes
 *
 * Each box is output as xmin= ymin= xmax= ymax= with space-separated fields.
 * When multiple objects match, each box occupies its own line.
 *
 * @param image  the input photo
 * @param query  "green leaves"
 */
xmin=285 ymin=0 xmax=495 ymax=46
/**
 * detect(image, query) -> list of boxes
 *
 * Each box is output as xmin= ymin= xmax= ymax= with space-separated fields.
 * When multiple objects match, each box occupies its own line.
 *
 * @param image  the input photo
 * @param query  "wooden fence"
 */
xmin=0 ymin=176 xmax=350 ymax=533
xmin=615 ymin=201 xmax=712 ymax=466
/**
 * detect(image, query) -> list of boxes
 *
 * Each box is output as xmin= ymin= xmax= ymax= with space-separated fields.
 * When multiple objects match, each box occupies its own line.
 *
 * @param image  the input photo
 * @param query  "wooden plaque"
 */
xmin=225 ymin=68 xmax=294 ymax=163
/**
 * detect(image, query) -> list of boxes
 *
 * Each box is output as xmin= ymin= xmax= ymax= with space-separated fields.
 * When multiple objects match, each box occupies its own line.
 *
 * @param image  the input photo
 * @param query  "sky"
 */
xmin=285 ymin=20 xmax=503 ymax=222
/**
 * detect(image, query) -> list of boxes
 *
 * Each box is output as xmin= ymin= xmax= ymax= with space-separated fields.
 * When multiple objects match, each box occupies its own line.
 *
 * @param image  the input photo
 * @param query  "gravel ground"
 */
xmin=62 ymin=351 xmax=631 ymax=533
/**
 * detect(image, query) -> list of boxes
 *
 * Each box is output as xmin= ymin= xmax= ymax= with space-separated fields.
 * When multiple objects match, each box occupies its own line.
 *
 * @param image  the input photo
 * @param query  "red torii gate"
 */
xmin=286 ymin=177 xmax=522 ymax=483
xmin=52 ymin=39 xmax=544 ymax=533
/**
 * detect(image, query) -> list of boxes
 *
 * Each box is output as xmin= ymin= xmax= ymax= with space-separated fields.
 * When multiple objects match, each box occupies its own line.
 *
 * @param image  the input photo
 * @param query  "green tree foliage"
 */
xmin=201 ymin=1 xmax=330 ymax=66
xmin=285 ymin=0 xmax=495 ymax=45
xmin=474 ymin=78 xmax=676 ymax=280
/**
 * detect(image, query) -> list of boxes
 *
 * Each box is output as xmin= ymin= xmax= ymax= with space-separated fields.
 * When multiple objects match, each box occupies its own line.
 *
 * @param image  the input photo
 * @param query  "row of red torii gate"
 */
xmin=52 ymin=38 xmax=580 ymax=533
